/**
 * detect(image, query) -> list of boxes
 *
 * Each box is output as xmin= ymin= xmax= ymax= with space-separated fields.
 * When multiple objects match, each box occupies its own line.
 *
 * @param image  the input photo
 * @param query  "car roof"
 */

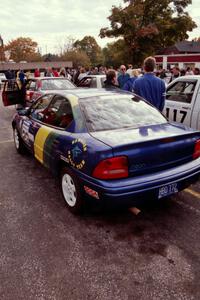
xmin=47 ymin=88 xmax=132 ymax=99
xmin=82 ymin=74 xmax=106 ymax=78
xmin=167 ymin=75 xmax=200 ymax=86
xmin=29 ymin=76 xmax=70 ymax=80
xmin=174 ymin=75 xmax=200 ymax=80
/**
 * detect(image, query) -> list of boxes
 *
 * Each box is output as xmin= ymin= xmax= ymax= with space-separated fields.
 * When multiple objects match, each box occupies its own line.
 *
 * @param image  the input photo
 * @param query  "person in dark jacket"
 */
xmin=19 ymin=70 xmax=25 ymax=86
xmin=104 ymin=69 xmax=119 ymax=89
xmin=169 ymin=67 xmax=180 ymax=83
xmin=117 ymin=65 xmax=130 ymax=88
xmin=133 ymin=56 xmax=166 ymax=112
xmin=5 ymin=69 xmax=14 ymax=80
xmin=73 ymin=67 xmax=81 ymax=84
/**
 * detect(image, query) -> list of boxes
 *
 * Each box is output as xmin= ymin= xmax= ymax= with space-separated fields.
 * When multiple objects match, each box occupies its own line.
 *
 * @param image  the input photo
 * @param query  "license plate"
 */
xmin=158 ymin=183 xmax=178 ymax=199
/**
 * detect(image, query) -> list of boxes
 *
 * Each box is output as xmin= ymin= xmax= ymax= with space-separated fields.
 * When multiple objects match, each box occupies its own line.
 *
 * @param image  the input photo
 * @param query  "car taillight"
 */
xmin=193 ymin=139 xmax=200 ymax=159
xmin=92 ymin=156 xmax=128 ymax=180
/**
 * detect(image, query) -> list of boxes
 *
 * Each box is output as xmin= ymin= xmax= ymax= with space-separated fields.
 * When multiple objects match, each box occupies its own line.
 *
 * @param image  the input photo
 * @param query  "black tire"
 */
xmin=60 ymin=167 xmax=84 ymax=214
xmin=13 ymin=127 xmax=27 ymax=154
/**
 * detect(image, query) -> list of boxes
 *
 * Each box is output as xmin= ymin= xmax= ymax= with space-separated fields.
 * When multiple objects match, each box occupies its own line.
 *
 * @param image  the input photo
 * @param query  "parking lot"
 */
xmin=1 ymin=98 xmax=200 ymax=300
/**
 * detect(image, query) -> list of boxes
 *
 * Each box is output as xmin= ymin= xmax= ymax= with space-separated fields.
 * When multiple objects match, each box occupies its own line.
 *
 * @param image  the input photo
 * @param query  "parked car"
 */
xmin=0 ymin=72 xmax=6 ymax=89
xmin=163 ymin=75 xmax=200 ymax=129
xmin=5 ymin=88 xmax=200 ymax=214
xmin=77 ymin=75 xmax=106 ymax=88
xmin=1 ymin=77 xmax=76 ymax=106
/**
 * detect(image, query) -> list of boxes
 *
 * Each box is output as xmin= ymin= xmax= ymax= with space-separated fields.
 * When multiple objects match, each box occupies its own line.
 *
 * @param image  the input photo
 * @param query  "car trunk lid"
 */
xmin=90 ymin=123 xmax=200 ymax=176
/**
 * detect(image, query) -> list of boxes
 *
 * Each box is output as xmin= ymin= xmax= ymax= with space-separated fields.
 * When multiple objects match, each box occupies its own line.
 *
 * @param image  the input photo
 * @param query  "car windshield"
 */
xmin=80 ymin=94 xmax=167 ymax=132
xmin=41 ymin=79 xmax=75 ymax=90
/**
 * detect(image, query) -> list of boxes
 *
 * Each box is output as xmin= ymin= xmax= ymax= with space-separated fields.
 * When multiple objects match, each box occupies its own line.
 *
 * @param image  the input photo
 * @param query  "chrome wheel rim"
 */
xmin=14 ymin=129 xmax=19 ymax=149
xmin=62 ymin=174 xmax=77 ymax=207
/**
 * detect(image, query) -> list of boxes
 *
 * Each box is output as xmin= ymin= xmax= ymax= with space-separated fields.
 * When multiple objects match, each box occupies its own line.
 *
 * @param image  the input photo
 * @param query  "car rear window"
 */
xmin=80 ymin=95 xmax=166 ymax=132
xmin=41 ymin=79 xmax=75 ymax=90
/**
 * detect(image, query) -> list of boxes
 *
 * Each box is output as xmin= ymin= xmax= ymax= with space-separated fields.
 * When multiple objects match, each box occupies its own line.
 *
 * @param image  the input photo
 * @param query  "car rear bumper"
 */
xmin=76 ymin=158 xmax=200 ymax=206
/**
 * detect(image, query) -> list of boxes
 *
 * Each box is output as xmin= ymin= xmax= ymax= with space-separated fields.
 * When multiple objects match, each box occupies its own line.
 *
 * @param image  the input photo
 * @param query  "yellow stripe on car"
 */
xmin=34 ymin=126 xmax=52 ymax=164
xmin=68 ymin=95 xmax=79 ymax=107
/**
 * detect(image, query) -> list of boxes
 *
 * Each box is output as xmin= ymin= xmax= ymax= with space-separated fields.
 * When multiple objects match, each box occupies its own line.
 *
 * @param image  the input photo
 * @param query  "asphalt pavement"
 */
xmin=0 ymin=97 xmax=200 ymax=300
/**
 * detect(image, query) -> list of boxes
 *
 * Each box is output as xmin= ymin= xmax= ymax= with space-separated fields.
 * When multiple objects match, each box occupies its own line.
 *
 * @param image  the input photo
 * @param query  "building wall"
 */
xmin=0 ymin=61 xmax=73 ymax=72
xmin=155 ymin=54 xmax=200 ymax=69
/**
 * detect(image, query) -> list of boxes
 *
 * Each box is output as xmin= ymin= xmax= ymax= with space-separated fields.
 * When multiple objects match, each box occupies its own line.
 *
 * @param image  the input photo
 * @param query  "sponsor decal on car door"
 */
xmin=20 ymin=119 xmax=34 ymax=147
xmin=34 ymin=126 xmax=53 ymax=164
xmin=34 ymin=125 xmax=60 ymax=168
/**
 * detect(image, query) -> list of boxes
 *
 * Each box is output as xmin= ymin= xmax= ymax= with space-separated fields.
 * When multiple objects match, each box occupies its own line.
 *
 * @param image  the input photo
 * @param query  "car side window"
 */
xmin=40 ymin=80 xmax=50 ymax=90
xmin=3 ymin=80 xmax=19 ymax=91
xmin=101 ymin=78 xmax=106 ymax=88
xmin=90 ymin=78 xmax=97 ymax=88
xmin=78 ymin=78 xmax=92 ymax=87
xmin=166 ymin=80 xmax=197 ymax=103
xmin=42 ymin=95 xmax=74 ymax=129
xmin=28 ymin=81 xmax=37 ymax=91
xmin=30 ymin=94 xmax=52 ymax=121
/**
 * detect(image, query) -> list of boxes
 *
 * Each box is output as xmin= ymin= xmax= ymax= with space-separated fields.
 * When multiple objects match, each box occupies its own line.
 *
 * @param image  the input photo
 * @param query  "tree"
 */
xmin=100 ymin=0 xmax=197 ymax=65
xmin=42 ymin=53 xmax=60 ymax=62
xmin=55 ymin=35 xmax=76 ymax=55
xmin=73 ymin=36 xmax=103 ymax=65
xmin=102 ymin=39 xmax=129 ymax=67
xmin=60 ymin=50 xmax=91 ymax=68
xmin=27 ymin=51 xmax=43 ymax=62
xmin=4 ymin=37 xmax=39 ymax=62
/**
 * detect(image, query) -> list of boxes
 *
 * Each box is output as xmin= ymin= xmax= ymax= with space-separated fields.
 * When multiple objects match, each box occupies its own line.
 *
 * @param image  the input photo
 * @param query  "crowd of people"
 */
xmin=77 ymin=58 xmax=165 ymax=111
xmin=3 ymin=58 xmax=200 ymax=112
xmin=72 ymin=60 xmax=199 ymax=112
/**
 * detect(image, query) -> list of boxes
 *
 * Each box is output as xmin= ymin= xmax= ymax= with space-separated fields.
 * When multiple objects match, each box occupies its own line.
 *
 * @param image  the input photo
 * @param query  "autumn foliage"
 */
xmin=4 ymin=37 xmax=39 ymax=62
xmin=100 ymin=0 xmax=197 ymax=65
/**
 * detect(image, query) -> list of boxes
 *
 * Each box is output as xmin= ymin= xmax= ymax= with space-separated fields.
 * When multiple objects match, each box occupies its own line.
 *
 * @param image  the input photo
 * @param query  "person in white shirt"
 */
xmin=126 ymin=64 xmax=133 ymax=77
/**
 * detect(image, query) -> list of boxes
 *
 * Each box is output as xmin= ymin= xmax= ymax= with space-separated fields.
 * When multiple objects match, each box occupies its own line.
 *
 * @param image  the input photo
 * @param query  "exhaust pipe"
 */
xmin=129 ymin=207 xmax=141 ymax=215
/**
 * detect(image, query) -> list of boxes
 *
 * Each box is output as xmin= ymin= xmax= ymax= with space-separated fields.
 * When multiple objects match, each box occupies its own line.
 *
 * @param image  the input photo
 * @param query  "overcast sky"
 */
xmin=0 ymin=0 xmax=199 ymax=55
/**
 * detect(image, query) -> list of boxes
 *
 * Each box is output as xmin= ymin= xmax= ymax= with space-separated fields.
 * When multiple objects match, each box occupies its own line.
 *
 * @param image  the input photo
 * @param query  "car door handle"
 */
xmin=53 ymin=140 xmax=59 ymax=145
xmin=182 ymin=107 xmax=190 ymax=110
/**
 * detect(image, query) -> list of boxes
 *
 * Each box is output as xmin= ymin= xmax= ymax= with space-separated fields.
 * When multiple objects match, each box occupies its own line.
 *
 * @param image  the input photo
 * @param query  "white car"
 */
xmin=77 ymin=75 xmax=106 ymax=88
xmin=1 ymin=77 xmax=76 ymax=106
xmin=0 ymin=72 xmax=6 ymax=88
xmin=163 ymin=75 xmax=200 ymax=130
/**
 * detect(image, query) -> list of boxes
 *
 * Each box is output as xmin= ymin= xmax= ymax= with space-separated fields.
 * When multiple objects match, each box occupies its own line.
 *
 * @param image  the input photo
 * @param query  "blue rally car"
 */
xmin=3 ymin=88 xmax=200 ymax=213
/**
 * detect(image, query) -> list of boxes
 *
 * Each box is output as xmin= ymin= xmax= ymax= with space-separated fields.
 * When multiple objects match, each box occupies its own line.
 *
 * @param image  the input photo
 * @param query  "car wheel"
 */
xmin=61 ymin=167 xmax=84 ymax=214
xmin=13 ymin=127 xmax=27 ymax=154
